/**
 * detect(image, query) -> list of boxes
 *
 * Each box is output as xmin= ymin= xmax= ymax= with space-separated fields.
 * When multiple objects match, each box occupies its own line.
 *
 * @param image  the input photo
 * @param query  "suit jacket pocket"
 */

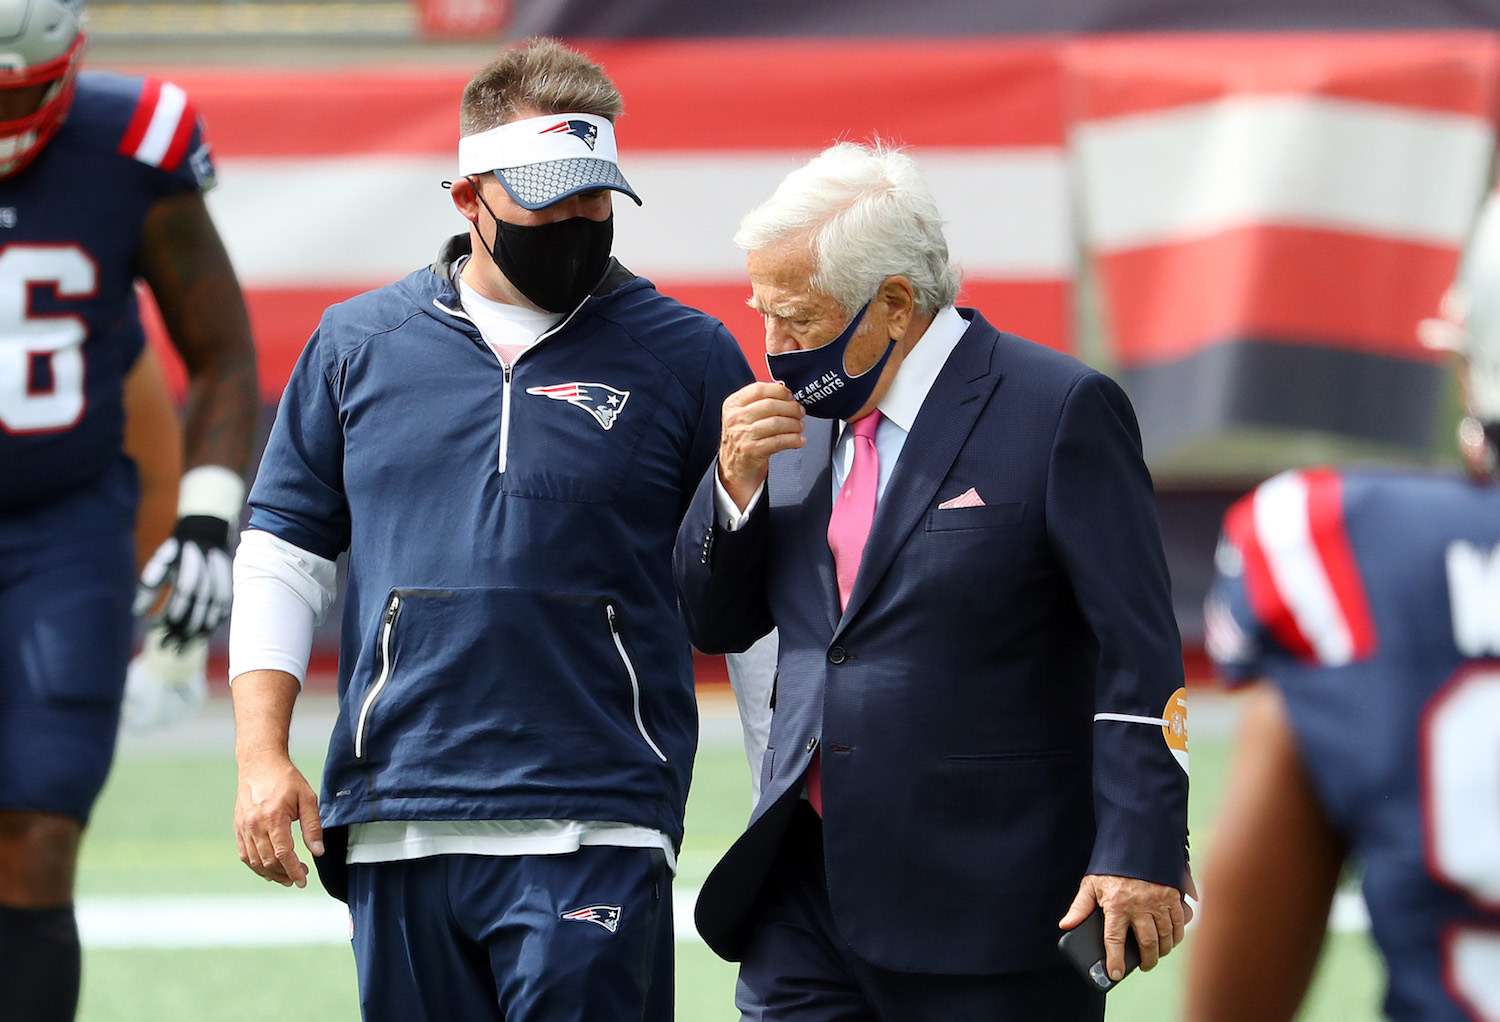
xmin=925 ymin=501 xmax=1025 ymax=532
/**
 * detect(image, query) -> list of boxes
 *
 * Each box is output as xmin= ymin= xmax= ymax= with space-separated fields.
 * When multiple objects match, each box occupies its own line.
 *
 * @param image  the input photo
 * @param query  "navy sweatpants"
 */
xmin=349 ymin=846 xmax=674 ymax=1022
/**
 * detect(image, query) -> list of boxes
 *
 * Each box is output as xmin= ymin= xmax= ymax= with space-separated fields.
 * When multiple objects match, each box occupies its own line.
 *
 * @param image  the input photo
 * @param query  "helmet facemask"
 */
xmin=0 ymin=33 xmax=81 ymax=176
xmin=0 ymin=0 xmax=85 ymax=177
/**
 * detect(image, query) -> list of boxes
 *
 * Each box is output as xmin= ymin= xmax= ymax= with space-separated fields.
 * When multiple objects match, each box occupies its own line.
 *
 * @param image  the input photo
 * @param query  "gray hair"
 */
xmin=460 ymin=37 xmax=624 ymax=136
xmin=735 ymin=142 xmax=960 ymax=317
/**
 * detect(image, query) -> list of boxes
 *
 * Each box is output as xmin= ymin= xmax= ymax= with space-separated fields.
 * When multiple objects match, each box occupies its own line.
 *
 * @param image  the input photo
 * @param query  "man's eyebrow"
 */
xmin=747 ymin=295 xmax=815 ymax=318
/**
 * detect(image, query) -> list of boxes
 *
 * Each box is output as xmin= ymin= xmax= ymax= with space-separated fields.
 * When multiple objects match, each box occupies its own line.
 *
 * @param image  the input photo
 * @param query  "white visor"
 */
xmin=457 ymin=112 xmax=641 ymax=211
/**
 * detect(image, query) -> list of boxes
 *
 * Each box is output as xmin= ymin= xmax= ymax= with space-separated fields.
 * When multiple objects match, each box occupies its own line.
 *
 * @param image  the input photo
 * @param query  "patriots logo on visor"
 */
xmin=560 ymin=904 xmax=622 ymax=933
xmin=526 ymin=382 xmax=630 ymax=430
xmin=540 ymin=119 xmax=598 ymax=151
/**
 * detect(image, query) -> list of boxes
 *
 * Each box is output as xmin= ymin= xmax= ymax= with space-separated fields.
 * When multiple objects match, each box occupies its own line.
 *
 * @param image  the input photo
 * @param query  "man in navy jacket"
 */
xmin=228 ymin=39 xmax=751 ymax=1022
xmin=675 ymin=142 xmax=1190 ymax=1020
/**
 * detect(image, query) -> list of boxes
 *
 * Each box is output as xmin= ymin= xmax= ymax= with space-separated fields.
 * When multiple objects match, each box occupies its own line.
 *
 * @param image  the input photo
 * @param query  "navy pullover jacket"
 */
xmin=248 ymin=236 xmax=753 ymax=851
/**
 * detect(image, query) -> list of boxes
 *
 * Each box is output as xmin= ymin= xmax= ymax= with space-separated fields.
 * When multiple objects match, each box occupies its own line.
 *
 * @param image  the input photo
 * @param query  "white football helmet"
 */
xmin=0 ymin=0 xmax=84 ymax=177
xmin=1420 ymin=186 xmax=1500 ymax=468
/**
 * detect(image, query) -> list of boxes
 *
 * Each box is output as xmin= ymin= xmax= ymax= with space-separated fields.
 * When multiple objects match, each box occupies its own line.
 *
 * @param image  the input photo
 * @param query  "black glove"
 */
xmin=134 ymin=514 xmax=234 ymax=645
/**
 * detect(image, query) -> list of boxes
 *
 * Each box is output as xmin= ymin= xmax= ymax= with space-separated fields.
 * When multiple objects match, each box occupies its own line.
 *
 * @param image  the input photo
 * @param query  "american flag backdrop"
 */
xmin=114 ymin=30 xmax=1500 ymax=657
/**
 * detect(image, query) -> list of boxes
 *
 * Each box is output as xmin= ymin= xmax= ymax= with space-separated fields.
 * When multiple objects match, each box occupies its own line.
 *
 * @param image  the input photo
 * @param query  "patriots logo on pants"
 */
xmin=560 ymin=904 xmax=622 ymax=933
xmin=540 ymin=119 xmax=598 ymax=151
xmin=526 ymin=382 xmax=630 ymax=430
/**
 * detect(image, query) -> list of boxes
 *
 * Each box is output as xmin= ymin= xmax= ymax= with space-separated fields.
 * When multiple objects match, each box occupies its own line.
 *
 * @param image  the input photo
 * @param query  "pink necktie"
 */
xmin=809 ymin=409 xmax=882 ymax=815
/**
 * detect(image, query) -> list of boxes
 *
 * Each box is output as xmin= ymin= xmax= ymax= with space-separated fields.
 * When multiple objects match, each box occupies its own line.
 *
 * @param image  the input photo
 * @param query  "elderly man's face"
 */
xmin=746 ymin=239 xmax=894 ymax=380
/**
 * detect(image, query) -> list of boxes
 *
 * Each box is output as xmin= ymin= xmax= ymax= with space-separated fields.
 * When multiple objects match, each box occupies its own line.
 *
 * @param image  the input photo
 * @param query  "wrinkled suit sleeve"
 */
xmin=1045 ymin=371 xmax=1189 ymax=889
xmin=673 ymin=459 xmax=775 ymax=656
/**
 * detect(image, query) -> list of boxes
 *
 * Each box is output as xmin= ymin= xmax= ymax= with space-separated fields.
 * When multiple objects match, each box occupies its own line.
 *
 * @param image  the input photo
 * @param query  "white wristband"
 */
xmin=178 ymin=465 xmax=246 ymax=523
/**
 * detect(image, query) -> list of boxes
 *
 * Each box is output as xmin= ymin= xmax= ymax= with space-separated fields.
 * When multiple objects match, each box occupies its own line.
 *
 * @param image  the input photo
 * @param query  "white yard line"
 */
xmin=76 ymin=887 xmax=1368 ymax=950
xmin=76 ymin=890 xmax=704 ymax=949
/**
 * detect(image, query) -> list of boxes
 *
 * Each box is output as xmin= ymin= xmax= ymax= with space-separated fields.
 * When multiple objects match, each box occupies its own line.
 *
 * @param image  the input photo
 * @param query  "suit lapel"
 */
xmin=835 ymin=316 xmax=1002 ymax=633
xmin=769 ymin=416 xmax=840 ymax=633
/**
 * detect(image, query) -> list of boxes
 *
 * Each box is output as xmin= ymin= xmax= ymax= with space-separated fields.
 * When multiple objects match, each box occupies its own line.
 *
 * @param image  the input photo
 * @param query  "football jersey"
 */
xmin=0 ymin=71 xmax=212 ymax=516
xmin=1207 ymin=466 xmax=1500 ymax=1022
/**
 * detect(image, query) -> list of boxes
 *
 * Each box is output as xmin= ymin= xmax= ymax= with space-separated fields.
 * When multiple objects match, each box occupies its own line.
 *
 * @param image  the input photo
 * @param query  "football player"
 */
xmin=1188 ymin=187 xmax=1500 ymax=1022
xmin=0 ymin=2 xmax=257 ymax=1017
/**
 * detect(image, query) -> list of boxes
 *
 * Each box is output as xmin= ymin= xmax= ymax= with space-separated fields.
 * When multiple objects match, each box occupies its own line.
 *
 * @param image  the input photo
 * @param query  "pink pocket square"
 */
xmin=938 ymin=487 xmax=985 ymax=510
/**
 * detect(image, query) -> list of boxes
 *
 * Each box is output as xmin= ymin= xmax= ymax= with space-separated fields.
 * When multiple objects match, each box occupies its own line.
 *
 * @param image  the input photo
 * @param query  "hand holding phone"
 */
xmin=1058 ymin=905 xmax=1141 ymax=992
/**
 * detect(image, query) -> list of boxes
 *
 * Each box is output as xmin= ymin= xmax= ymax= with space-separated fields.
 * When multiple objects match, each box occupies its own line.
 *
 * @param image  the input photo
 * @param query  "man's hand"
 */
xmin=135 ymin=514 xmax=234 ymax=644
xmin=234 ymin=750 xmax=325 ymax=889
xmin=718 ymin=381 xmax=806 ymax=510
xmin=1060 ymin=874 xmax=1190 ymax=981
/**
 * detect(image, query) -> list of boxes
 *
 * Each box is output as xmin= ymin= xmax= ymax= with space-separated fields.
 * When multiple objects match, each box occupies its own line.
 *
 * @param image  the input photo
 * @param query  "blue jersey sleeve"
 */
xmin=81 ymin=72 xmax=216 ymax=197
xmin=247 ymin=327 xmax=351 ymax=561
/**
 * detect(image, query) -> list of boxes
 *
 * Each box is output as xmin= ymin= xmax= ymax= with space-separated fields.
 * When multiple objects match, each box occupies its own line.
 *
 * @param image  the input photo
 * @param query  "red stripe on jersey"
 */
xmin=118 ymin=77 xmax=162 ymax=159
xmin=160 ymin=96 xmax=199 ymax=172
xmin=1302 ymin=468 xmax=1378 ymax=659
xmin=1223 ymin=489 xmax=1317 ymax=660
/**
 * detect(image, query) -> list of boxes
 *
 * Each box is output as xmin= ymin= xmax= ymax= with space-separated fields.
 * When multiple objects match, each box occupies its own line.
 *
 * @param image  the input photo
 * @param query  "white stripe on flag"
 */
xmin=1074 ymin=95 xmax=1495 ymax=251
xmin=1251 ymin=472 xmax=1353 ymax=665
xmin=134 ymin=82 xmax=189 ymax=167
xmin=208 ymin=150 xmax=1073 ymax=288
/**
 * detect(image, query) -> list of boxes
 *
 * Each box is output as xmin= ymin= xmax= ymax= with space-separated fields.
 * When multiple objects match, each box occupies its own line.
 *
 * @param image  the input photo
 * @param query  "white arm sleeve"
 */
xmin=229 ymin=529 xmax=339 ymax=686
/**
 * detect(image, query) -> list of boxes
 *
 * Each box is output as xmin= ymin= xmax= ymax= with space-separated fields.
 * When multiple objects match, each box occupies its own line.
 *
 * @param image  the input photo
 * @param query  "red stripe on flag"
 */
xmin=662 ymin=279 xmax=1071 ymax=379
xmin=1224 ymin=488 xmax=1317 ymax=661
xmin=117 ymin=77 xmax=162 ymax=159
xmin=160 ymin=97 xmax=199 ymax=172
xmin=119 ymin=39 xmax=1065 ymax=158
xmin=1098 ymin=226 xmax=1457 ymax=368
xmin=148 ymin=278 xmax=1069 ymax=404
xmin=1302 ymin=468 xmax=1377 ymax=660
xmin=1068 ymin=32 xmax=1500 ymax=120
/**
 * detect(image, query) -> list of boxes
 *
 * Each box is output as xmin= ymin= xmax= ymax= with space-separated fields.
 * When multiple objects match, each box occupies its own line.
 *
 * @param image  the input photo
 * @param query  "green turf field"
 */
xmin=73 ymin=690 xmax=1383 ymax=1021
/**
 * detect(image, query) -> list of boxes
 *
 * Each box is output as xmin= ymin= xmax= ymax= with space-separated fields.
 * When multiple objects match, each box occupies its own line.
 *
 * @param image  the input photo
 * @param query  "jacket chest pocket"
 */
xmin=501 ymin=378 xmax=665 ymax=504
xmin=925 ymin=501 xmax=1026 ymax=532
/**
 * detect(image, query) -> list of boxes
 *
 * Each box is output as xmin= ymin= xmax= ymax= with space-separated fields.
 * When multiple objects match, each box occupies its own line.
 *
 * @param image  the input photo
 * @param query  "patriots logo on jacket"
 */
xmin=540 ymin=119 xmax=598 ymax=151
xmin=559 ymin=904 xmax=622 ymax=932
xmin=526 ymin=382 xmax=630 ymax=430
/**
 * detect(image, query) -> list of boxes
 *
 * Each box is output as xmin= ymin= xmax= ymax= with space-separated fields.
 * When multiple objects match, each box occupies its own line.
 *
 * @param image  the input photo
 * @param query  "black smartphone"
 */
xmin=1057 ymin=906 xmax=1141 ymax=992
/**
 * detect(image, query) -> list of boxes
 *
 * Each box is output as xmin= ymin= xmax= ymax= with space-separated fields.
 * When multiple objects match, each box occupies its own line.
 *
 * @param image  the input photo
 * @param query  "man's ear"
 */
xmin=881 ymin=275 xmax=917 ymax=341
xmin=450 ymin=176 xmax=481 ymax=223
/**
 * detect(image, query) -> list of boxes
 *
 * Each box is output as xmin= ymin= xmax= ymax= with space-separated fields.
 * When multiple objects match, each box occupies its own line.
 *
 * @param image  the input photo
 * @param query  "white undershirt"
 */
xmin=457 ymin=271 xmax=561 ymax=365
xmin=228 ymin=280 xmax=673 ymax=869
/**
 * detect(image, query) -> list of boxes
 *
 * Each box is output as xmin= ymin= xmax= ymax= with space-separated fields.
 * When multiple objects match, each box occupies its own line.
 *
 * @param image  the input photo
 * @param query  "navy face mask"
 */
xmin=765 ymin=300 xmax=897 ymax=420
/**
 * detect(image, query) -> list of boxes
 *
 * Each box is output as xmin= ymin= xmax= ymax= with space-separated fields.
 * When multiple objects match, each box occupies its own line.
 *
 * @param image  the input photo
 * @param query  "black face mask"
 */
xmin=472 ymin=185 xmax=614 ymax=314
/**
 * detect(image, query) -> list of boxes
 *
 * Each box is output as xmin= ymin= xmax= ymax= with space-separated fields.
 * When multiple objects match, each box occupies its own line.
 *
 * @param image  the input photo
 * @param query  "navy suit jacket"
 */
xmin=674 ymin=310 xmax=1189 ymax=975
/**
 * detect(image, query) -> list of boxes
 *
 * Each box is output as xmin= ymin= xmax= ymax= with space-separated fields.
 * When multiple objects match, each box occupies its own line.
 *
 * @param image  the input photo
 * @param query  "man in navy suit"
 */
xmin=674 ymin=142 xmax=1191 ymax=1020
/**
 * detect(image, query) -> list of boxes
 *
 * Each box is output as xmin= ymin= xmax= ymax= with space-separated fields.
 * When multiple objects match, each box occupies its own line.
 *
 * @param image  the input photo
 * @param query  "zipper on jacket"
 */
xmin=498 ymin=362 xmax=513 ymax=473
xmin=606 ymin=603 xmax=668 ymax=763
xmin=440 ymin=289 xmax=592 ymax=477
xmin=354 ymin=592 xmax=403 ymax=761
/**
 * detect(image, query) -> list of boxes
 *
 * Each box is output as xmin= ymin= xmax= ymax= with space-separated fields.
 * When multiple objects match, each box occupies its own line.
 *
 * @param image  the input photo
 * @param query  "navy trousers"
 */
xmin=349 ymin=846 xmax=674 ymax=1022
xmin=734 ymin=803 xmax=1106 ymax=1022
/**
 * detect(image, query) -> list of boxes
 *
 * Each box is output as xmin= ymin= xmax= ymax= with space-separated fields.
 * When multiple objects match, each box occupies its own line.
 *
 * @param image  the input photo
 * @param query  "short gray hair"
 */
xmin=735 ymin=142 xmax=960 ymax=317
xmin=460 ymin=37 xmax=624 ymax=137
